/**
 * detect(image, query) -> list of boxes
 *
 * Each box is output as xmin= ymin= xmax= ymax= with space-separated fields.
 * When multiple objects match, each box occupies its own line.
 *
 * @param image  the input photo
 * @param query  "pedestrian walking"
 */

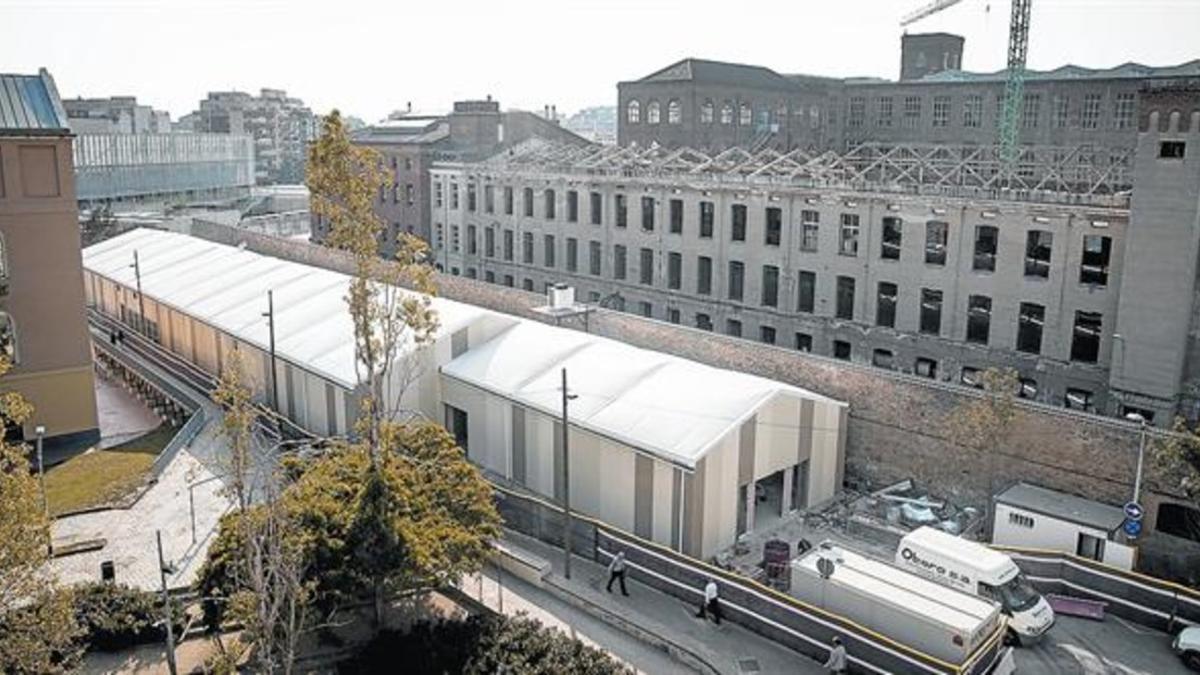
xmin=109 ymin=330 xmax=117 ymax=345
xmin=116 ymin=329 xmax=126 ymax=345
xmin=606 ymin=550 xmax=629 ymax=596
xmin=823 ymin=636 xmax=847 ymax=674
xmin=695 ymin=578 xmax=721 ymax=624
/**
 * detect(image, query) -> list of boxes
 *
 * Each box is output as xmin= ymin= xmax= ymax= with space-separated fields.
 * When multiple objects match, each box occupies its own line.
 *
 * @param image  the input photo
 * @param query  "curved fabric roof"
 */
xmin=442 ymin=320 xmax=842 ymax=469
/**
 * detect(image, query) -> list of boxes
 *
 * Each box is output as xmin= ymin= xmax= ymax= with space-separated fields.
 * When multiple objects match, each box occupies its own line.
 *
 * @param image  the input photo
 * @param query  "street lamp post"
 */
xmin=156 ymin=530 xmax=178 ymax=675
xmin=1126 ymin=412 xmax=1148 ymax=505
xmin=560 ymin=368 xmax=578 ymax=579
xmin=35 ymin=425 xmax=47 ymax=520
xmin=130 ymin=250 xmax=147 ymax=336
xmin=262 ymin=290 xmax=279 ymax=414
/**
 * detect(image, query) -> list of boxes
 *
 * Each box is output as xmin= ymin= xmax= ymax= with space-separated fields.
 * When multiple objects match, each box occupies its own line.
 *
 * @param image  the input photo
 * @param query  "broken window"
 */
xmin=615 ymin=193 xmax=627 ymax=227
xmin=960 ymin=367 xmax=982 ymax=388
xmin=915 ymin=357 xmax=938 ymax=379
xmin=667 ymin=99 xmax=682 ymax=124
xmin=801 ymin=210 xmax=819 ymax=252
xmin=700 ymin=100 xmax=714 ymax=124
xmin=795 ymin=333 xmax=813 ymax=352
xmin=920 ymin=288 xmax=943 ymax=335
xmin=728 ymin=260 xmax=745 ymax=301
xmin=641 ymin=196 xmax=655 ymax=231
xmin=543 ymin=234 xmax=556 ymax=268
xmin=966 ymin=295 xmax=991 ymax=345
xmin=797 ymin=271 xmax=816 ymax=313
xmin=873 ymin=349 xmax=894 ymax=369
xmin=1017 ymin=302 xmax=1045 ymax=354
xmin=1065 ymin=388 xmax=1093 ymax=411
xmin=1025 ymin=230 xmax=1053 ymax=278
xmin=833 ymin=340 xmax=852 ymax=361
xmin=613 ymin=244 xmax=627 ymax=280
xmin=567 ymin=190 xmax=578 ymax=222
xmin=765 ymin=207 xmax=782 ymax=246
xmin=925 ymin=220 xmax=948 ymax=265
xmin=699 ymin=201 xmax=714 ymax=238
xmin=839 ymin=214 xmax=859 ymax=256
xmin=626 ymin=100 xmax=640 ymax=124
xmin=731 ymin=204 xmax=747 ymax=241
xmin=836 ymin=276 xmax=855 ymax=320
xmin=544 ymin=189 xmax=555 ymax=220
xmin=696 ymin=313 xmax=713 ymax=331
xmin=647 ymin=100 xmax=661 ymax=124
xmin=640 ymin=248 xmax=653 ymax=285
xmin=881 ymin=217 xmax=902 ymax=260
xmin=1081 ymin=93 xmax=1103 ymax=129
xmin=1156 ymin=503 xmax=1200 ymax=543
xmin=697 ymin=256 xmax=712 ymax=295
xmin=760 ymin=326 xmax=777 ymax=345
xmin=1080 ymin=235 xmax=1111 ymax=286
xmin=1071 ymin=311 xmax=1102 ymax=363
xmin=963 ymin=94 xmax=983 ymax=128
xmin=875 ymin=282 xmax=897 ymax=328
xmin=1018 ymin=378 xmax=1038 ymax=400
xmin=590 ymin=191 xmax=602 ymax=224
xmin=589 ymin=241 xmax=601 ymax=275
xmin=668 ymin=252 xmax=682 ymax=290
xmin=523 ymin=187 xmax=533 ymax=217
xmin=669 ymin=199 xmax=683 ymax=234
xmin=726 ymin=319 xmax=742 ymax=337
xmin=761 ymin=265 xmax=779 ymax=307
xmin=1161 ymin=141 xmax=1187 ymax=159
xmin=932 ymin=96 xmax=951 ymax=127
xmin=974 ymin=225 xmax=998 ymax=272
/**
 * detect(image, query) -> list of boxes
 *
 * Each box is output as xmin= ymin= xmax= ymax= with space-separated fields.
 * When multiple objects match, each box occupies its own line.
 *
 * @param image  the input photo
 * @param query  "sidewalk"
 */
xmin=501 ymin=530 xmax=826 ymax=675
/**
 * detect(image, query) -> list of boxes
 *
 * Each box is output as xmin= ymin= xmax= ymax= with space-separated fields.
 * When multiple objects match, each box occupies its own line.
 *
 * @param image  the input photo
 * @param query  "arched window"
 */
xmin=647 ymin=100 xmax=661 ymax=124
xmin=667 ymin=99 xmax=682 ymax=125
xmin=0 ymin=312 xmax=16 ymax=364
xmin=700 ymin=100 xmax=714 ymax=124
xmin=626 ymin=100 xmax=641 ymax=124
xmin=739 ymin=103 xmax=752 ymax=126
xmin=720 ymin=102 xmax=734 ymax=125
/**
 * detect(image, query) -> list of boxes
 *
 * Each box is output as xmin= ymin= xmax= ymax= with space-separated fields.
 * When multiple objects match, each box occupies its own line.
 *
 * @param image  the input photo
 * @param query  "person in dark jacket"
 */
xmin=606 ymin=550 xmax=629 ymax=596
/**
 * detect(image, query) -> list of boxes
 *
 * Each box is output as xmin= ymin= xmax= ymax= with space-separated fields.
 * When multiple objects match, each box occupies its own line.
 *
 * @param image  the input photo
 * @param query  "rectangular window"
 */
xmin=544 ymin=234 xmax=556 ymax=268
xmin=848 ymin=96 xmax=865 ymax=128
xmin=881 ymin=217 xmax=902 ymax=260
xmin=915 ymin=357 xmax=938 ymax=379
xmin=974 ymin=225 xmax=998 ymax=272
xmin=1080 ymin=235 xmax=1111 ymax=286
xmin=615 ymin=194 xmax=627 ymax=227
xmin=523 ymin=187 xmax=534 ymax=217
xmin=467 ymin=183 xmax=477 ymax=212
xmin=544 ymin=189 xmax=556 ymax=220
xmin=963 ymin=94 xmax=982 ymax=128
xmin=925 ymin=220 xmax=948 ymax=265
xmin=795 ymin=333 xmax=813 ymax=352
xmin=731 ymin=204 xmax=747 ymax=242
xmin=484 ymin=270 xmax=495 ymax=283
xmin=873 ymin=349 xmax=894 ymax=369
xmin=1071 ymin=311 xmax=1102 ymax=363
xmin=726 ymin=319 xmax=743 ymax=337
xmin=504 ymin=186 xmax=514 ymax=215
xmin=1025 ymin=230 xmax=1053 ymax=278
xmin=614 ymin=244 xmax=627 ymax=280
xmin=696 ymin=313 xmax=713 ymax=331
xmin=669 ymin=199 xmax=683 ymax=234
xmin=668 ymin=252 xmax=682 ymax=289
xmin=485 ymin=185 xmax=495 ymax=213
xmin=639 ymin=301 xmax=652 ymax=318
xmin=451 ymin=225 xmax=460 ymax=253
xmin=1021 ymin=93 xmax=1040 ymax=129
xmin=797 ymin=271 xmax=816 ymax=313
xmin=761 ymin=265 xmax=779 ymax=307
xmin=589 ymin=241 xmax=601 ymax=275
xmin=836 ymin=276 xmax=855 ymax=320
xmin=435 ymin=181 xmax=444 ymax=207
xmin=406 ymin=183 xmax=414 ymax=206
xmin=697 ymin=256 xmax=713 ymax=295
xmin=485 ymin=227 xmax=495 ymax=257
xmin=699 ymin=201 xmax=715 ymax=238
xmin=1114 ymin=93 xmax=1136 ymax=130
xmin=728 ymin=261 xmax=745 ymax=301
xmin=876 ymin=282 xmax=897 ymax=328
xmin=877 ymin=96 xmax=893 ymax=127
xmin=1161 ymin=141 xmax=1187 ymax=159
xmin=567 ymin=190 xmax=578 ymax=222
xmin=522 ymin=232 xmax=533 ymax=264
xmin=503 ymin=229 xmax=514 ymax=261
xmin=801 ymin=210 xmax=819 ymax=252
xmin=903 ymin=96 xmax=922 ymax=128
xmin=450 ymin=183 xmax=459 ymax=210
xmin=639 ymin=248 xmax=654 ymax=285
xmin=765 ymin=207 xmax=782 ymax=246
xmin=920 ymin=288 xmax=943 ymax=335
xmin=521 ymin=278 xmax=532 ymax=291
xmin=760 ymin=325 xmax=777 ymax=345
xmin=1065 ymin=388 xmax=1093 ymax=411
xmin=467 ymin=225 xmax=477 ymax=255
xmin=667 ymin=308 xmax=680 ymax=324
xmin=1017 ymin=303 xmax=1045 ymax=354
xmin=966 ymin=295 xmax=991 ymax=345
xmin=566 ymin=237 xmax=578 ymax=272
xmin=840 ymin=214 xmax=860 ymax=256
xmin=833 ymin=340 xmax=852 ymax=360
xmin=641 ymin=196 xmax=655 ymax=231
xmin=1081 ymin=93 xmax=1103 ymax=129
xmin=1054 ymin=96 xmax=1070 ymax=128
xmin=590 ymin=191 xmax=602 ymax=224
xmin=932 ymin=96 xmax=951 ymax=127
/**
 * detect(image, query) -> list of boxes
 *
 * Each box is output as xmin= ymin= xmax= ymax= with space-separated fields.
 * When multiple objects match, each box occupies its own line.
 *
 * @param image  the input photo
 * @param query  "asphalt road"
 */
xmin=1014 ymin=614 xmax=1192 ymax=674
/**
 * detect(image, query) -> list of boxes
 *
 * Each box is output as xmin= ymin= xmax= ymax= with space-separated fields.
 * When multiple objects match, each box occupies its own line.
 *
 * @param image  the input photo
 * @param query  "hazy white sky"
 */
xmin=2 ymin=0 xmax=1197 ymax=122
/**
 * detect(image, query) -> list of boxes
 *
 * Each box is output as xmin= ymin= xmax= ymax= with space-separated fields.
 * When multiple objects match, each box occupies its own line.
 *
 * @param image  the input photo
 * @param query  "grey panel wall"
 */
xmin=634 ymin=454 xmax=654 ymax=538
xmin=512 ymin=405 xmax=526 ymax=484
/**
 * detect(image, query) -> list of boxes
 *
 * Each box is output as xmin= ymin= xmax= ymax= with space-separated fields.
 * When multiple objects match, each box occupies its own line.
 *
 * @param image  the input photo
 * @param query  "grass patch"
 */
xmin=45 ymin=424 xmax=178 ymax=516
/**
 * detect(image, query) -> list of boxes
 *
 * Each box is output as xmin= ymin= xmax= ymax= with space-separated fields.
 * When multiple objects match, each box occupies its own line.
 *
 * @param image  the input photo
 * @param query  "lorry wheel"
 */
xmin=1184 ymin=651 xmax=1200 ymax=671
xmin=1003 ymin=628 xmax=1021 ymax=647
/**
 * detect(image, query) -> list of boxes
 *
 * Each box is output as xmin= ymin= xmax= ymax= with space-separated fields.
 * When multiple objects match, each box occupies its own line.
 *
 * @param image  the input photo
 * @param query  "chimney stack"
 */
xmin=406 ymin=101 xmax=412 ymax=113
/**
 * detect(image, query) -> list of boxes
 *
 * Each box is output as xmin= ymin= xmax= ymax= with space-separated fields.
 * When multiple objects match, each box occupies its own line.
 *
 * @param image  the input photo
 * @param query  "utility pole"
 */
xmin=560 ymin=368 xmax=577 ymax=579
xmin=1127 ymin=412 xmax=1148 ymax=504
xmin=263 ymin=290 xmax=279 ymax=414
xmin=156 ymin=530 xmax=178 ymax=675
xmin=131 ymin=250 xmax=147 ymax=336
xmin=35 ymin=425 xmax=48 ymax=521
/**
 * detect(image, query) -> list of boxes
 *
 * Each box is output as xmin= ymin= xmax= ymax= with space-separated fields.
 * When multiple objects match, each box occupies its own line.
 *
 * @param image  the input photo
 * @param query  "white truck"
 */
xmin=896 ymin=527 xmax=1055 ymax=645
xmin=791 ymin=541 xmax=1004 ymax=665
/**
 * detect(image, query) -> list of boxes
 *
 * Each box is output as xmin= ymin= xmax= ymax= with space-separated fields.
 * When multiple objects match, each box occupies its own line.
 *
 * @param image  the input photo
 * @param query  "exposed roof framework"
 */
xmin=473 ymin=139 xmax=1133 ymax=207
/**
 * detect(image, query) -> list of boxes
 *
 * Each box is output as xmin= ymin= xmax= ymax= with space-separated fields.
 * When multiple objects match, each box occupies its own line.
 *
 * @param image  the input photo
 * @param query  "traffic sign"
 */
xmin=1124 ymin=502 xmax=1144 ymax=521
xmin=1123 ymin=519 xmax=1143 ymax=538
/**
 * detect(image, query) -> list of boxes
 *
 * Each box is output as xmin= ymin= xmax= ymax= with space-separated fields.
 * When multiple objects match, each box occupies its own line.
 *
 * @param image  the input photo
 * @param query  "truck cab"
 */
xmin=896 ymin=527 xmax=1054 ymax=645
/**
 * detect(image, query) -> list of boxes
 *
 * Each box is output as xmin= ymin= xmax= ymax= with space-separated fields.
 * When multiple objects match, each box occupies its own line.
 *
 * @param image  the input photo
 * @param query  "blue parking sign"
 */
xmin=1123 ymin=519 xmax=1143 ymax=537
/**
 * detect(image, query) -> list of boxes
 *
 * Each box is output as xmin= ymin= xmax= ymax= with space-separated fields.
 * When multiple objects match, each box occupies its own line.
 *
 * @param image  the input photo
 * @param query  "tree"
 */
xmin=943 ymin=367 xmax=1020 ymax=501
xmin=1155 ymin=417 xmax=1200 ymax=503
xmin=0 ymin=357 xmax=82 ymax=672
xmin=212 ymin=349 xmax=256 ymax=512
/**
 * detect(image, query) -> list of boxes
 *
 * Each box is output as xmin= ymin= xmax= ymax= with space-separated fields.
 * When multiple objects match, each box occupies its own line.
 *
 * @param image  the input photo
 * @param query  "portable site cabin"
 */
xmin=81 ymin=228 xmax=849 ymax=560
xmin=992 ymin=482 xmax=1136 ymax=570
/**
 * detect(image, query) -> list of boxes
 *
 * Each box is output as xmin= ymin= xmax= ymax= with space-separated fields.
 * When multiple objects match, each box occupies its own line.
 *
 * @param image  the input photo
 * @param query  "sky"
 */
xmin=1 ymin=0 xmax=1198 ymax=123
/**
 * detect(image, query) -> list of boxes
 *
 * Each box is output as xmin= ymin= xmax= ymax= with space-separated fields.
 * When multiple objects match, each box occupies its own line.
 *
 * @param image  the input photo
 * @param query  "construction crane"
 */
xmin=902 ymin=0 xmax=1033 ymax=176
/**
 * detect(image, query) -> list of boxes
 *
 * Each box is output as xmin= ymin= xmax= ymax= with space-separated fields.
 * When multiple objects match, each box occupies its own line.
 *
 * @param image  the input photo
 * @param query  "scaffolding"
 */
xmin=472 ymin=140 xmax=1133 ymax=208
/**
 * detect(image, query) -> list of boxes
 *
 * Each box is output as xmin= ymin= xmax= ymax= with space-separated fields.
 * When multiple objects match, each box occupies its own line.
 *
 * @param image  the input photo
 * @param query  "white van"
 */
xmin=896 ymin=527 xmax=1054 ymax=645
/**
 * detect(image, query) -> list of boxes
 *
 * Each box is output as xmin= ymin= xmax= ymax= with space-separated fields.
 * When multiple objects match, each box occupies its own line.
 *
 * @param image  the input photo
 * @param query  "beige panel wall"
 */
xmin=652 ymin=460 xmax=676 ymax=544
xmin=807 ymin=400 xmax=847 ymax=507
xmin=699 ymin=431 xmax=741 ymax=557
xmin=753 ymin=394 xmax=802 ymax=481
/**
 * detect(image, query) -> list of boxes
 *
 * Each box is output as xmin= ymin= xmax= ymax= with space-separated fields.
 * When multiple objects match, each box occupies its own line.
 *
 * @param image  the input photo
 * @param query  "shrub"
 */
xmin=73 ymin=582 xmax=183 ymax=652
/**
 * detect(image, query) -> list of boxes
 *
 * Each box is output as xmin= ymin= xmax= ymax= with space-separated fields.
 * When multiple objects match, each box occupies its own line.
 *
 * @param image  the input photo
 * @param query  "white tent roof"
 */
xmin=442 ymin=319 xmax=843 ymax=469
xmin=82 ymin=228 xmax=497 ymax=388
